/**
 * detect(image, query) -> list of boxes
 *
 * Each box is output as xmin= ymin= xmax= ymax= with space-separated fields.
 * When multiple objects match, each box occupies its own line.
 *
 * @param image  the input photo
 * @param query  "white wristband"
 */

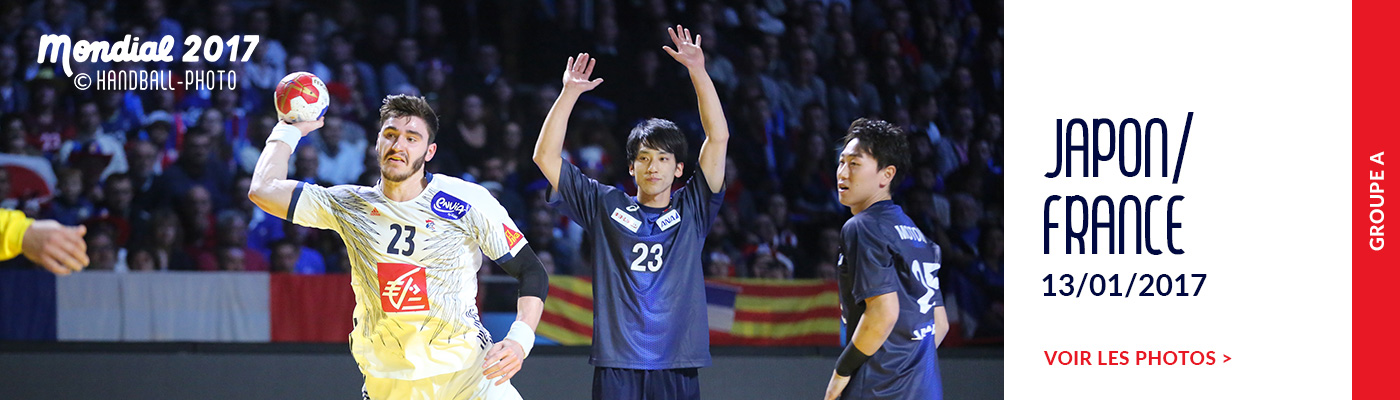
xmin=266 ymin=124 xmax=303 ymax=149
xmin=504 ymin=321 xmax=536 ymax=358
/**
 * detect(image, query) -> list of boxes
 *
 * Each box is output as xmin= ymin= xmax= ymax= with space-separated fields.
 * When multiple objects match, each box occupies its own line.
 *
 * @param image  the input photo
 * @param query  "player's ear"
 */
xmin=425 ymin=142 xmax=437 ymax=162
xmin=880 ymin=165 xmax=896 ymax=187
xmin=674 ymin=162 xmax=684 ymax=178
xmin=628 ymin=162 xmax=635 ymax=176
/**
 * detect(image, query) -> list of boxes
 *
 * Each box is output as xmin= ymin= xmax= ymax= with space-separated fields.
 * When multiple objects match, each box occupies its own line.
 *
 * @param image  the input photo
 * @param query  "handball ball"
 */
xmin=274 ymin=72 xmax=329 ymax=123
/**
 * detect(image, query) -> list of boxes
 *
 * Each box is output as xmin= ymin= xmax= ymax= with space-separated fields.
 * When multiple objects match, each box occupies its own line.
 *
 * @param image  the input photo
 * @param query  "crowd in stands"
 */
xmin=0 ymin=0 xmax=1002 ymax=340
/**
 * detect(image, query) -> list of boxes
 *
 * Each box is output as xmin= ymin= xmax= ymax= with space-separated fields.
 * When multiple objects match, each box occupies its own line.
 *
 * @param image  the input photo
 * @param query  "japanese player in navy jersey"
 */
xmin=532 ymin=25 xmax=729 ymax=400
xmin=825 ymin=118 xmax=950 ymax=400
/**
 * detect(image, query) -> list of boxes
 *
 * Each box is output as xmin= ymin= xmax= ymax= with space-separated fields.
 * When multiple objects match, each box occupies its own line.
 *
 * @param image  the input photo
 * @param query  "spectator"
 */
xmin=145 ymin=208 xmax=195 ymax=271
xmin=435 ymin=94 xmax=492 ymax=178
xmin=280 ymin=222 xmax=325 ymax=275
xmin=24 ymin=79 xmax=71 ymax=159
xmin=216 ymin=246 xmax=246 ymax=271
xmin=0 ymin=43 xmax=25 ymax=114
xmin=242 ymin=8 xmax=287 ymax=91
xmin=311 ymin=116 xmax=365 ymax=185
xmin=828 ymin=58 xmax=883 ymax=133
xmin=84 ymin=224 xmax=118 ymax=271
xmin=86 ymin=172 xmax=143 ymax=248
xmin=2 ymin=115 xmax=38 ymax=157
xmin=780 ymin=47 xmax=826 ymax=128
xmin=178 ymin=185 xmax=217 ymax=270
xmin=57 ymin=100 xmax=127 ymax=184
xmin=291 ymin=144 xmax=320 ymax=185
xmin=41 ymin=168 xmax=93 ymax=226
xmin=152 ymin=130 xmax=232 ymax=210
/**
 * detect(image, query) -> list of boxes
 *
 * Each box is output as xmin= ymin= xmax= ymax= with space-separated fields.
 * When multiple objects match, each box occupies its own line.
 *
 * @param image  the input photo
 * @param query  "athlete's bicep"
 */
xmin=248 ymin=178 xmax=299 ymax=222
xmin=697 ymin=136 xmax=727 ymax=192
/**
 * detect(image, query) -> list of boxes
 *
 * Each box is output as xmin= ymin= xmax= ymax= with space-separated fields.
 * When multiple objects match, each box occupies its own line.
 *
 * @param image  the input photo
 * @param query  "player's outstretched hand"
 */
xmin=822 ymin=371 xmax=851 ymax=400
xmin=280 ymin=117 xmax=325 ymax=137
xmin=562 ymin=53 xmax=604 ymax=94
xmin=22 ymin=220 xmax=88 ymax=276
xmin=482 ymin=339 xmax=526 ymax=385
xmin=663 ymin=25 xmax=705 ymax=71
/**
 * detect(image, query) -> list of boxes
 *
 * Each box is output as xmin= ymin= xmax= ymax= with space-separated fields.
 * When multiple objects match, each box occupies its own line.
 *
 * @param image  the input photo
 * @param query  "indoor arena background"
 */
xmin=0 ymin=0 xmax=1003 ymax=398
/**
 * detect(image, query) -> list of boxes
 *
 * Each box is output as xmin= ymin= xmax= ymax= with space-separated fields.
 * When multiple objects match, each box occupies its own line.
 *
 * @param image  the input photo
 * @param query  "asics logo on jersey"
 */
xmin=430 ymin=192 xmax=471 ymax=220
xmin=911 ymin=321 xmax=937 ymax=341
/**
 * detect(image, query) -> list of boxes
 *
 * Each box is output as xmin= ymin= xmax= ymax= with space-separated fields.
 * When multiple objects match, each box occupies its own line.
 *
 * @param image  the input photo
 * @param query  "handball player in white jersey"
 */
xmin=249 ymin=95 xmax=550 ymax=399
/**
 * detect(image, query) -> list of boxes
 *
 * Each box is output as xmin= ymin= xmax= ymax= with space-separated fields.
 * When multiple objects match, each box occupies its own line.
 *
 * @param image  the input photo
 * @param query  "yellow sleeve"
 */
xmin=0 ymin=209 xmax=35 ymax=261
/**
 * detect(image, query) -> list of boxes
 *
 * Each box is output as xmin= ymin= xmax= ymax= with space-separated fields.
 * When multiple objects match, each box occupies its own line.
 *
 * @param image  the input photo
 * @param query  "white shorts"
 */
xmin=362 ymin=370 xmax=522 ymax=400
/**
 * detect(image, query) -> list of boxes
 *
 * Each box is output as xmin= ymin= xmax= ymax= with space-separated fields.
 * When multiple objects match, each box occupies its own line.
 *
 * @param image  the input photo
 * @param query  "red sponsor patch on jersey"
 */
xmin=370 ymin=207 xmax=380 ymax=216
xmin=503 ymin=223 xmax=523 ymax=249
xmin=377 ymin=263 xmax=429 ymax=312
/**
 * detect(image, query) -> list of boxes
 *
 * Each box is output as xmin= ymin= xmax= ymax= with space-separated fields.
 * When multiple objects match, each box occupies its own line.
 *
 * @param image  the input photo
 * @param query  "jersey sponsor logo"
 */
xmin=895 ymin=225 xmax=930 ymax=245
xmin=377 ymin=263 xmax=430 ymax=312
xmin=611 ymin=208 xmax=641 ymax=232
xmin=657 ymin=209 xmax=681 ymax=231
xmin=430 ymin=191 xmax=472 ymax=220
xmin=370 ymin=207 xmax=380 ymax=216
xmin=503 ymin=223 xmax=524 ymax=250
xmin=912 ymin=321 xmax=937 ymax=341
xmin=626 ymin=204 xmax=639 ymax=212
xmin=424 ymin=219 xmax=436 ymax=231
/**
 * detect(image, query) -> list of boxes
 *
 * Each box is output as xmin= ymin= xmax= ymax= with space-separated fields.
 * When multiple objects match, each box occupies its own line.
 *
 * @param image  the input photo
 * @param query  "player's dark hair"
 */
xmin=626 ymin=118 xmax=688 ymax=164
xmin=378 ymin=94 xmax=439 ymax=142
xmin=841 ymin=118 xmax=910 ymax=182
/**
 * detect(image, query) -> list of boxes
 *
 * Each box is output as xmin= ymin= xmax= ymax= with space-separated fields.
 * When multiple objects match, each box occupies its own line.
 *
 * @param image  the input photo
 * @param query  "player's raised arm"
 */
xmin=533 ymin=53 xmax=604 ymax=193
xmin=824 ymin=292 xmax=899 ymax=400
xmin=248 ymin=119 xmax=324 ymax=220
xmin=663 ymin=25 xmax=729 ymax=192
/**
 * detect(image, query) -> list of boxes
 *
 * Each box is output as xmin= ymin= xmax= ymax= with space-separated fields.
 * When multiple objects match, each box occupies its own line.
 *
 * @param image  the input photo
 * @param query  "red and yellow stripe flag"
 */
xmin=537 ymin=276 xmax=841 ymax=346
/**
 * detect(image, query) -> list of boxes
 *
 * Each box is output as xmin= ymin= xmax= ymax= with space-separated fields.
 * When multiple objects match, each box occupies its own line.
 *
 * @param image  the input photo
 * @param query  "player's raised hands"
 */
xmin=278 ymin=117 xmax=325 ymax=138
xmin=663 ymin=25 xmax=705 ymax=71
xmin=562 ymin=53 xmax=604 ymax=94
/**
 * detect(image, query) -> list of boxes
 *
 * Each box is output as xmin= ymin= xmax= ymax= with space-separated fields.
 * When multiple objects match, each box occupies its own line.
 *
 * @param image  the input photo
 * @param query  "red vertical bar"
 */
xmin=1355 ymin=0 xmax=1400 ymax=397
xmin=270 ymin=274 xmax=356 ymax=342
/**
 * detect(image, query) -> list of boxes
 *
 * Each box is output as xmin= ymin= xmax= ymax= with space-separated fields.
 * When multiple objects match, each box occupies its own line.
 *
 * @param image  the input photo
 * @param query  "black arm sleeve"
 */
xmin=498 ymin=245 xmax=549 ymax=301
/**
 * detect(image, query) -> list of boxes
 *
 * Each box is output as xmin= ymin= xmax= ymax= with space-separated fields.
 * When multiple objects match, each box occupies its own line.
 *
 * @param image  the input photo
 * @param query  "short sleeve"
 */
xmin=548 ymin=162 xmax=610 ymax=228
xmin=287 ymin=182 xmax=346 ymax=232
xmin=842 ymin=218 xmax=898 ymax=302
xmin=470 ymin=192 xmax=530 ymax=264
xmin=677 ymin=167 xmax=724 ymax=230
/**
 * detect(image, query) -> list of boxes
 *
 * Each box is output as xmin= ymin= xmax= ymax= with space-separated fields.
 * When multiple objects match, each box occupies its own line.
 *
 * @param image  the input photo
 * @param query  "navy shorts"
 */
xmin=592 ymin=367 xmax=700 ymax=400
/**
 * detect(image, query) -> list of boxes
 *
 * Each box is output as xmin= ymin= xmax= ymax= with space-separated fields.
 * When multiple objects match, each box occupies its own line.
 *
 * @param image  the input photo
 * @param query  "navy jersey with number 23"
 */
xmin=838 ymin=200 xmax=944 ymax=400
xmin=550 ymin=162 xmax=722 ymax=370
